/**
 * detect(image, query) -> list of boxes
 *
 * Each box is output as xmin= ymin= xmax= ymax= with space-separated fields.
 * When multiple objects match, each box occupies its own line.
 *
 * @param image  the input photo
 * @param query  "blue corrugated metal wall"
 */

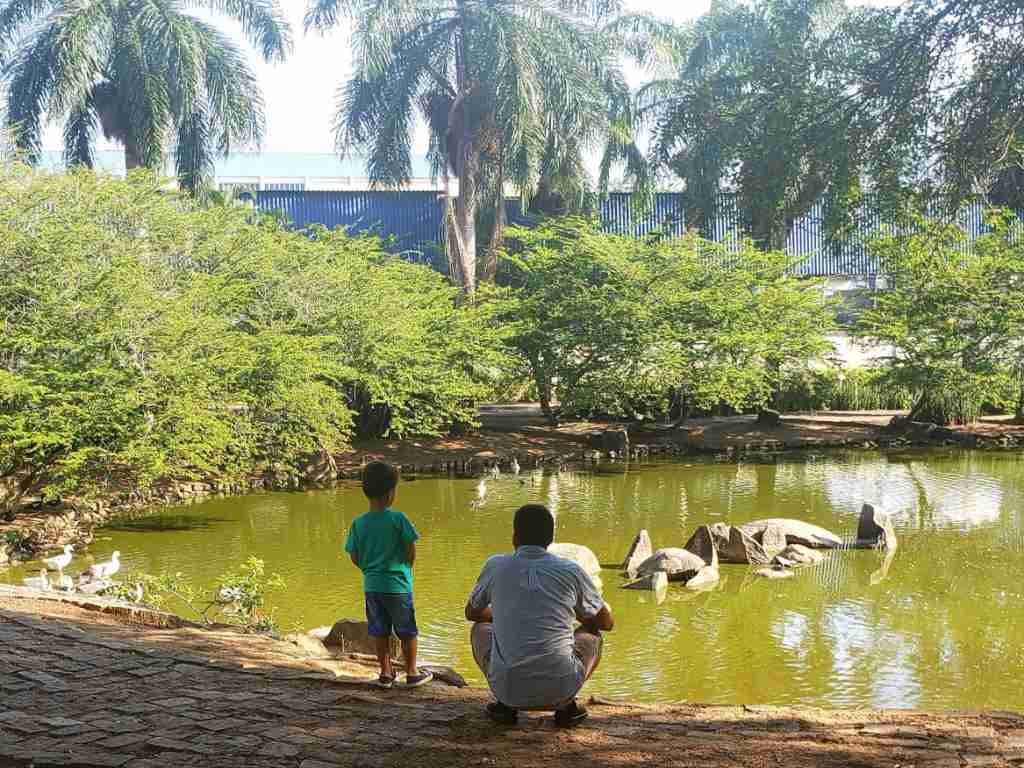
xmin=254 ymin=190 xmax=1022 ymax=277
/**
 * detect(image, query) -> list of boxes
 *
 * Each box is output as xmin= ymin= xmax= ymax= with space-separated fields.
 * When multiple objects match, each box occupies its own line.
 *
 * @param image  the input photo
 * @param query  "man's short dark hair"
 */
xmin=514 ymin=504 xmax=555 ymax=547
xmin=362 ymin=461 xmax=399 ymax=500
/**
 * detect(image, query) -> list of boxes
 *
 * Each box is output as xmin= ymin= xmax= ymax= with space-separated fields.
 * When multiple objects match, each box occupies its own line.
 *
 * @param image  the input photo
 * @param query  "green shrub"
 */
xmin=498 ymin=219 xmax=835 ymax=421
xmin=857 ymin=211 xmax=1024 ymax=425
xmin=775 ymin=367 xmax=916 ymax=412
xmin=0 ymin=167 xmax=505 ymax=508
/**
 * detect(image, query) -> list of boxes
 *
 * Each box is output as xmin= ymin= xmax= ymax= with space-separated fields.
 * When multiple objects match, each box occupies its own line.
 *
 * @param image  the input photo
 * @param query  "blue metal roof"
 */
xmin=253 ymin=190 xmax=1023 ymax=277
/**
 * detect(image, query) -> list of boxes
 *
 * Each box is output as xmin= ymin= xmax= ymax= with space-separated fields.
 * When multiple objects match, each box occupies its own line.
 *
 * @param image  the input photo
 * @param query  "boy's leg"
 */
xmin=375 ymin=635 xmax=394 ymax=679
xmin=365 ymin=593 xmax=395 ymax=681
xmin=400 ymin=635 xmax=417 ymax=677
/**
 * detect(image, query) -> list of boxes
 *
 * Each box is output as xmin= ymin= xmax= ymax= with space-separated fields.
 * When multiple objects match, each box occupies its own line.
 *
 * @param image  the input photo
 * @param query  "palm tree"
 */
xmin=0 ymin=0 xmax=292 ymax=191
xmin=306 ymin=0 xmax=627 ymax=296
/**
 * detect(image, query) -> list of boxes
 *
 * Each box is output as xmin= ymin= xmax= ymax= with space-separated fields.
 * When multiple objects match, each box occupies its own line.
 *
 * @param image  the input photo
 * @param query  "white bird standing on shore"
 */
xmin=510 ymin=457 xmax=521 ymax=475
xmin=490 ymin=464 xmax=500 ymax=479
xmin=42 ymin=545 xmax=74 ymax=574
xmin=89 ymin=551 xmax=121 ymax=580
xmin=23 ymin=570 xmax=49 ymax=591
xmin=470 ymin=478 xmax=488 ymax=509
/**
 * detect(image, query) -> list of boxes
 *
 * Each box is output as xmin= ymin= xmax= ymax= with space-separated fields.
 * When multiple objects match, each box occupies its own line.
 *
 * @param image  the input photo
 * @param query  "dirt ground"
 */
xmin=1 ymin=594 xmax=1023 ymax=768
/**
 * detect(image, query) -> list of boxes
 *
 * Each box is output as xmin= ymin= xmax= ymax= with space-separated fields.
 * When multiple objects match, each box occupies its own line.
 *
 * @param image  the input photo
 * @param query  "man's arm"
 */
xmin=578 ymin=603 xmax=614 ymax=633
xmin=349 ymin=552 xmax=359 ymax=568
xmin=465 ymin=603 xmax=493 ymax=623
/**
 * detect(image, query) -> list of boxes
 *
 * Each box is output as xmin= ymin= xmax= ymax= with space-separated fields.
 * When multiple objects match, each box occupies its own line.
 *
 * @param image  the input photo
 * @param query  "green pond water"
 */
xmin=12 ymin=450 xmax=1024 ymax=709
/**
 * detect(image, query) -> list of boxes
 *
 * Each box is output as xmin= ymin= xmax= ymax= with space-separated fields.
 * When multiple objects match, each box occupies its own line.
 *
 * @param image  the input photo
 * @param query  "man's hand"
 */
xmin=465 ymin=603 xmax=493 ymax=623
xmin=349 ymin=552 xmax=359 ymax=568
xmin=578 ymin=603 xmax=614 ymax=633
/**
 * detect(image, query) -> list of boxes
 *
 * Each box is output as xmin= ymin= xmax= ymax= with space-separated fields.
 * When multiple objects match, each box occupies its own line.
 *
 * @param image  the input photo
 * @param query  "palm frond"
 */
xmin=175 ymin=102 xmax=215 ymax=191
xmin=63 ymin=91 xmax=97 ymax=167
xmin=190 ymin=0 xmax=292 ymax=62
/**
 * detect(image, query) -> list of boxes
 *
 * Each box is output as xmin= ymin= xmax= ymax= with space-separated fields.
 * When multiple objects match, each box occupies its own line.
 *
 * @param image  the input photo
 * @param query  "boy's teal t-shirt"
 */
xmin=344 ymin=508 xmax=419 ymax=594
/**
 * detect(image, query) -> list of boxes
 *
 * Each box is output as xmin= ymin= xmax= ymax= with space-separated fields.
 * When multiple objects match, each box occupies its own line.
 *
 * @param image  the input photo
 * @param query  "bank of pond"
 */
xmin=5 ymin=449 xmax=1024 ymax=710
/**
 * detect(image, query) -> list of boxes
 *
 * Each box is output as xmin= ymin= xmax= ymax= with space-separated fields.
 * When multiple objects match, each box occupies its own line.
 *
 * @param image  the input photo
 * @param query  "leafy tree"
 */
xmin=625 ymin=0 xmax=885 ymax=249
xmin=498 ymin=218 xmax=834 ymax=422
xmin=833 ymin=0 xmax=1024 ymax=208
xmin=857 ymin=212 xmax=1024 ymax=425
xmin=0 ymin=166 xmax=506 ymax=518
xmin=0 ymin=0 xmax=292 ymax=191
xmin=305 ymin=0 xmax=630 ymax=295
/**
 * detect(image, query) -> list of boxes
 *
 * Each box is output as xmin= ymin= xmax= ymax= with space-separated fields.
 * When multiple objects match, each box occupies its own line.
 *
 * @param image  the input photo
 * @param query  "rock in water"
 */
xmin=772 ymin=544 xmax=826 ymax=568
xmin=754 ymin=567 xmax=795 ymax=580
xmin=760 ymin=524 xmax=788 ymax=559
xmin=757 ymin=409 xmax=782 ymax=427
xmin=622 ymin=571 xmax=668 ymax=594
xmin=636 ymin=548 xmax=707 ymax=584
xmin=686 ymin=565 xmax=720 ymax=590
xmin=549 ymin=543 xmax=601 ymax=578
xmin=320 ymin=620 xmax=400 ymax=658
xmin=739 ymin=519 xmax=842 ymax=549
xmin=856 ymin=504 xmax=898 ymax=551
xmin=621 ymin=530 xmax=653 ymax=579
xmin=683 ymin=525 xmax=717 ymax=568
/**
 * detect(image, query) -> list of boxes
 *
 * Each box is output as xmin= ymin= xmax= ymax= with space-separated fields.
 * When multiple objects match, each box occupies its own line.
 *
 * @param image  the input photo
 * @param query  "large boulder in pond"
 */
xmin=636 ymin=548 xmax=707 ymax=584
xmin=318 ymin=620 xmax=400 ymax=658
xmin=622 ymin=571 xmax=668 ymax=593
xmin=621 ymin=530 xmax=653 ymax=579
xmin=709 ymin=523 xmax=773 ymax=565
xmin=549 ymin=543 xmax=601 ymax=578
xmin=739 ymin=519 xmax=842 ymax=550
xmin=772 ymin=544 xmax=826 ymax=568
xmin=856 ymin=503 xmax=898 ymax=551
xmin=683 ymin=525 xmax=719 ymax=570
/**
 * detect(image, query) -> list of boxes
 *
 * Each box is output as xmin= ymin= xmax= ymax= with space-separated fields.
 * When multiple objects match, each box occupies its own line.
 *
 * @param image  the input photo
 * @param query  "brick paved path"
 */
xmin=2 ymin=599 xmax=1024 ymax=768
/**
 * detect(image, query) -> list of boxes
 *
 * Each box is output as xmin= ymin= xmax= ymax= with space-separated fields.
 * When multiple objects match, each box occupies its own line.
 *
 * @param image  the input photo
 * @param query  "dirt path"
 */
xmin=1 ymin=594 xmax=1022 ymax=768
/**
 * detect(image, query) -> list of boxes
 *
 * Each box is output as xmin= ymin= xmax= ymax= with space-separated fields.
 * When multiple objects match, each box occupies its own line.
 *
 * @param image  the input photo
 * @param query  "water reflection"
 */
xmin=13 ymin=450 xmax=1024 ymax=710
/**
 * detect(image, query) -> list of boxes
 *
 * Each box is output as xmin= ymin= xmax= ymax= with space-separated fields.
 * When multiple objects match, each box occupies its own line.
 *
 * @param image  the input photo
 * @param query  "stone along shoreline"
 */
xmin=1 ymin=593 xmax=1024 ymax=768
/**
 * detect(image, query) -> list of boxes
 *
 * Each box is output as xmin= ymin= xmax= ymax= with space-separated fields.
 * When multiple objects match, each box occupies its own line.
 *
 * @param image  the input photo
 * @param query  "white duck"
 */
xmin=470 ymin=478 xmax=487 ymax=509
xmin=490 ymin=464 xmax=500 ymax=479
xmin=42 ymin=545 xmax=74 ymax=574
xmin=89 ymin=551 xmax=121 ymax=580
xmin=22 ymin=570 xmax=50 ymax=591
xmin=510 ymin=457 xmax=521 ymax=475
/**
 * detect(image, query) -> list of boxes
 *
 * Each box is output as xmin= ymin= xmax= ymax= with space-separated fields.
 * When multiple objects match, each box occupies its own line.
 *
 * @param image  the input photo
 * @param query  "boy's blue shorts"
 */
xmin=365 ymin=592 xmax=418 ymax=638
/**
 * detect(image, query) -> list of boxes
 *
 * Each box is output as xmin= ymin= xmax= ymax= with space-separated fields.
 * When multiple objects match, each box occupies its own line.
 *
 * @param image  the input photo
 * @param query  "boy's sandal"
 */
xmin=485 ymin=701 xmax=519 ymax=725
xmin=374 ymin=674 xmax=396 ymax=689
xmin=401 ymin=670 xmax=434 ymax=688
xmin=554 ymin=700 xmax=588 ymax=728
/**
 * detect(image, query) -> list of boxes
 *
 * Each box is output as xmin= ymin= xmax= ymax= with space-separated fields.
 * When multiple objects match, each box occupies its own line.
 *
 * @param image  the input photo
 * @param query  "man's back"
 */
xmin=468 ymin=545 xmax=605 ymax=709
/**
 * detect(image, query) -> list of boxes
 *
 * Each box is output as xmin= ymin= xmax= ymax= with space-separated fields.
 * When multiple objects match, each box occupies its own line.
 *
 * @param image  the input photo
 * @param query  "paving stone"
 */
xmin=111 ymin=703 xmax=160 ymax=715
xmin=963 ymin=756 xmax=1005 ymax=767
xmin=862 ymin=725 xmax=902 ymax=737
xmin=90 ymin=717 xmax=148 ymax=734
xmin=195 ymin=717 xmax=249 ymax=732
xmin=98 ymin=732 xmax=153 ymax=749
xmin=260 ymin=741 xmax=301 ymax=758
xmin=151 ymin=697 xmax=197 ymax=709
xmin=146 ymin=736 xmax=214 ymax=755
xmin=16 ymin=670 xmax=68 ymax=689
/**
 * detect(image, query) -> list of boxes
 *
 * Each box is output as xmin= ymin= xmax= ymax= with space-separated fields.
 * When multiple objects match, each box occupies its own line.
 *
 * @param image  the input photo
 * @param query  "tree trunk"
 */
xmin=124 ymin=138 xmax=143 ymax=172
xmin=481 ymin=168 xmax=506 ymax=284
xmin=447 ymin=0 xmax=476 ymax=297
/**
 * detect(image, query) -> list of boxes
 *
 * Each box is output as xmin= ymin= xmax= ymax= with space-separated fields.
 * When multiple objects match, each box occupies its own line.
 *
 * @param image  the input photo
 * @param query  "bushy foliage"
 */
xmin=0 ymin=168 xmax=505 ymax=508
xmin=498 ymin=219 xmax=835 ymax=421
xmin=857 ymin=212 xmax=1024 ymax=425
xmin=775 ymin=366 xmax=916 ymax=413
xmin=113 ymin=556 xmax=286 ymax=633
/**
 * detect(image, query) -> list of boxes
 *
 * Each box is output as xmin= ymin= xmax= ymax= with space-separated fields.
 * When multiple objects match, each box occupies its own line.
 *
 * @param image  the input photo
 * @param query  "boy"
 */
xmin=345 ymin=461 xmax=432 ymax=689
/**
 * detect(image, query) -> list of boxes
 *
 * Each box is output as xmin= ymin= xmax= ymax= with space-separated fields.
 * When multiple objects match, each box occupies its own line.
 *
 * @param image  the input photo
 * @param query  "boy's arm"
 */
xmin=406 ymin=542 xmax=416 ymax=566
xmin=349 ymin=552 xmax=360 ymax=568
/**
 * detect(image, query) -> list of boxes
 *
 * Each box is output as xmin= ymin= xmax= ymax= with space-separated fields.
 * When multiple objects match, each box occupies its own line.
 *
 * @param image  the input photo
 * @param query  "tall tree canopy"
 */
xmin=0 ymin=0 xmax=292 ymax=191
xmin=306 ymin=0 xmax=639 ymax=295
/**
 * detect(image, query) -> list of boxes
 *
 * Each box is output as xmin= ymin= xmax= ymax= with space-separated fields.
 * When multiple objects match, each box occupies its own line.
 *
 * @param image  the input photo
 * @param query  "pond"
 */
xmin=12 ymin=450 xmax=1024 ymax=709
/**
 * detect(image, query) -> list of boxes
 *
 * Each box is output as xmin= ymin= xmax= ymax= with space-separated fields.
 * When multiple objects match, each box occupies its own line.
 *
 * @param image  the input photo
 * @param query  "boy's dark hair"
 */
xmin=362 ymin=461 xmax=399 ymax=500
xmin=514 ymin=504 xmax=555 ymax=547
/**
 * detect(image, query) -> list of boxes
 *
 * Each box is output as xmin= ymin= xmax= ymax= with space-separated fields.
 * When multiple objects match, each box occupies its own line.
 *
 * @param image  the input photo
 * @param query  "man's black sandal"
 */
xmin=554 ymin=700 xmax=588 ymax=728
xmin=486 ymin=701 xmax=519 ymax=725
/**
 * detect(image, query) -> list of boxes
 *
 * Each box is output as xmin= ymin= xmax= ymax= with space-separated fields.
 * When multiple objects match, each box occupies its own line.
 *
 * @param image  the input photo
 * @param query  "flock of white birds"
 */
xmin=22 ymin=546 xmax=121 ymax=593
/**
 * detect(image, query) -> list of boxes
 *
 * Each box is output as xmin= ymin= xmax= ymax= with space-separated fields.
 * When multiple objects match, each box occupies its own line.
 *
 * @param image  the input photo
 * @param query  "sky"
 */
xmin=42 ymin=0 xmax=712 ymax=154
